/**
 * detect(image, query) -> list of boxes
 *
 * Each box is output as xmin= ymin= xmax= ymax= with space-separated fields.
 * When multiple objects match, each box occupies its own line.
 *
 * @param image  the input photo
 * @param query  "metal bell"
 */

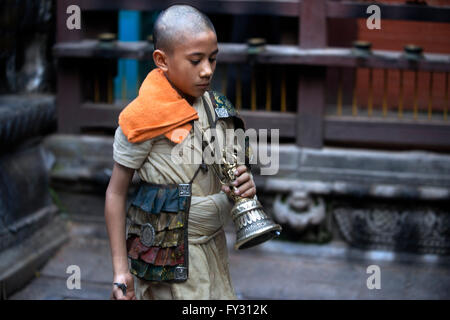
xmin=231 ymin=197 xmax=282 ymax=250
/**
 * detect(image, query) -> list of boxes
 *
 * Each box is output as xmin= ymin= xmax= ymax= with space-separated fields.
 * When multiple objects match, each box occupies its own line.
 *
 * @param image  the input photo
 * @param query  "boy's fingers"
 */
xmin=234 ymin=165 xmax=247 ymax=177
xmin=117 ymin=291 xmax=133 ymax=300
xmin=232 ymin=172 xmax=250 ymax=187
xmin=241 ymin=187 xmax=256 ymax=198
xmin=112 ymin=288 xmax=122 ymax=300
xmin=234 ymin=180 xmax=254 ymax=195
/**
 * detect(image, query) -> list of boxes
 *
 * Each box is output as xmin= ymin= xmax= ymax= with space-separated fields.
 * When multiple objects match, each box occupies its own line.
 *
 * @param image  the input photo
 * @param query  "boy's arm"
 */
xmin=104 ymin=161 xmax=136 ymax=300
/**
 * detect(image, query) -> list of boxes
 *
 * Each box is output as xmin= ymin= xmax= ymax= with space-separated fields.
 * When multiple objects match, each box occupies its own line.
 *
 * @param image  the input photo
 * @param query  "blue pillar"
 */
xmin=115 ymin=11 xmax=141 ymax=103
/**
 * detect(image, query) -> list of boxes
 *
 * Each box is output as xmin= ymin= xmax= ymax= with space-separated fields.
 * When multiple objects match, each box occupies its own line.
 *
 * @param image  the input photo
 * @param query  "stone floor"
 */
xmin=9 ymin=219 xmax=450 ymax=300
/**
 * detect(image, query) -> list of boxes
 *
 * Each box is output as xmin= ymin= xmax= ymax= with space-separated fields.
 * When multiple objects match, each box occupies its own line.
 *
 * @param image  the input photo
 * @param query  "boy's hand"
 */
xmin=111 ymin=272 xmax=136 ymax=300
xmin=221 ymin=165 xmax=256 ymax=198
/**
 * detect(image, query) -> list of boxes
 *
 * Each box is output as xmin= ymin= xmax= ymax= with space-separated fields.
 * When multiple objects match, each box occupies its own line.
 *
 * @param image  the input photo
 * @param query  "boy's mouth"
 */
xmin=196 ymin=83 xmax=210 ymax=88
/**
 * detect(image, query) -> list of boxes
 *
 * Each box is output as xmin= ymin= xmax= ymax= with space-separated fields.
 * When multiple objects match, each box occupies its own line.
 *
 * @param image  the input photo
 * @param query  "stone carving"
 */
xmin=333 ymin=203 xmax=450 ymax=255
xmin=272 ymin=191 xmax=326 ymax=232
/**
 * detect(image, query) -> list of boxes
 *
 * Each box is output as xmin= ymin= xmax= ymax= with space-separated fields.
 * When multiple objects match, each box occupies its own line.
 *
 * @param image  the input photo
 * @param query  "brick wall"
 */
xmin=353 ymin=1 xmax=450 ymax=114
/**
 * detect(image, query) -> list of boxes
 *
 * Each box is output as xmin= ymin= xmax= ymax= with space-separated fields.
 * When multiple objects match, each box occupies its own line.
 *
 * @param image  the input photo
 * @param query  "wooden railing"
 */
xmin=54 ymin=0 xmax=450 ymax=150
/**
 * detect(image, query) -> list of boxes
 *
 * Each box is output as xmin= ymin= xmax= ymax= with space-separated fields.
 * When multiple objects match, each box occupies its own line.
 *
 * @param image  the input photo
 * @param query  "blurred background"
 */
xmin=0 ymin=0 xmax=449 ymax=300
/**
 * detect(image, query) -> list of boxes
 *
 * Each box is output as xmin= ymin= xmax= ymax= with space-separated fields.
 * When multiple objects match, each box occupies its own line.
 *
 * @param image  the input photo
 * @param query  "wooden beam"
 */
xmin=327 ymin=1 xmax=450 ymax=23
xmin=300 ymin=0 xmax=327 ymax=48
xmin=256 ymin=47 xmax=450 ymax=72
xmin=297 ymin=66 xmax=326 ymax=148
xmin=239 ymin=110 xmax=296 ymax=138
xmin=74 ymin=0 xmax=300 ymax=16
xmin=78 ymin=103 xmax=122 ymax=128
xmin=53 ymin=40 xmax=153 ymax=59
xmin=53 ymin=42 xmax=450 ymax=72
xmin=56 ymin=59 xmax=83 ymax=133
xmin=62 ymin=0 xmax=450 ymax=22
xmin=78 ymin=104 xmax=296 ymax=137
xmin=324 ymin=116 xmax=450 ymax=148
xmin=72 ymin=104 xmax=450 ymax=150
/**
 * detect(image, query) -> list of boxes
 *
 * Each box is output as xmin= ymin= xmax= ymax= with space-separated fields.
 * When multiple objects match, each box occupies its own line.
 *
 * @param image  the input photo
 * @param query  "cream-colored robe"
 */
xmin=113 ymin=91 xmax=239 ymax=300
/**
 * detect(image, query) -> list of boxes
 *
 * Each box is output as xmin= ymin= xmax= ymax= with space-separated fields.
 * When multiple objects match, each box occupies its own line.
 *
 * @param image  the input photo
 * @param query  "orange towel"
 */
xmin=118 ymin=68 xmax=199 ymax=144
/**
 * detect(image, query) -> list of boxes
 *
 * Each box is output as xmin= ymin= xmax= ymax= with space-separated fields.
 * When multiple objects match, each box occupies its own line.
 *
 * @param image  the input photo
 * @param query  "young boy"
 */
xmin=104 ymin=4 xmax=256 ymax=300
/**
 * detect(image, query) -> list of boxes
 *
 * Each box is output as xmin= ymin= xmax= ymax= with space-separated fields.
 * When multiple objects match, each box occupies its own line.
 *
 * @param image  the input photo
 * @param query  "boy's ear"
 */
xmin=153 ymin=49 xmax=169 ymax=72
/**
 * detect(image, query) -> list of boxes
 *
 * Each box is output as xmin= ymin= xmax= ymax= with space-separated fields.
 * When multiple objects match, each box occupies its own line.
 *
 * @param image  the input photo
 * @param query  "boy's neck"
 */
xmin=163 ymin=73 xmax=197 ymax=106
xmin=179 ymin=91 xmax=197 ymax=106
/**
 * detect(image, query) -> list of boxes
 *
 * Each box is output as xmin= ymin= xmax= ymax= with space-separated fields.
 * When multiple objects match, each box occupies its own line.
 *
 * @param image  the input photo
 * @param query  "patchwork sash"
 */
xmin=126 ymin=183 xmax=192 ymax=282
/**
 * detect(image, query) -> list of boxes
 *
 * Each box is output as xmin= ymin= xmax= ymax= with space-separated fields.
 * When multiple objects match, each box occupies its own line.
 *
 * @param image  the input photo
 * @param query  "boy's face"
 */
xmin=164 ymin=30 xmax=218 ymax=99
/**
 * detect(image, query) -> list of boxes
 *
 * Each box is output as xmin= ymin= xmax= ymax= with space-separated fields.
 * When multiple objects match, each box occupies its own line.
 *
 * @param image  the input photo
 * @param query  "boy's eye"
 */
xmin=190 ymin=57 xmax=216 ymax=65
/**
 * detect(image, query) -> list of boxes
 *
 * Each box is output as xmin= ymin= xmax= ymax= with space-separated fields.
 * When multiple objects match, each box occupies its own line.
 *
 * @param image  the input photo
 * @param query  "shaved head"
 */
xmin=153 ymin=5 xmax=216 ymax=55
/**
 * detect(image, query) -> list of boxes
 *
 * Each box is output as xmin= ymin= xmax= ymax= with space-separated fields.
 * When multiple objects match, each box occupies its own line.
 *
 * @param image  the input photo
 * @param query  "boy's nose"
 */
xmin=200 ymin=63 xmax=213 ymax=78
